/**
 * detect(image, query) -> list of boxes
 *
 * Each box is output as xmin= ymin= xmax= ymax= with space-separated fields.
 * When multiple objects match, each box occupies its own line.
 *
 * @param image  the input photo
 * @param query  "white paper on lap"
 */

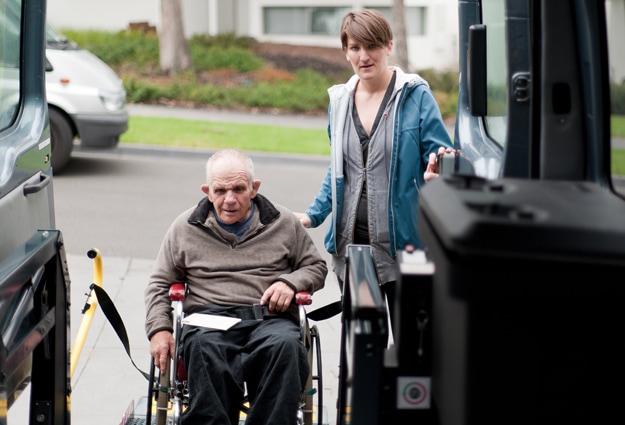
xmin=181 ymin=313 xmax=241 ymax=330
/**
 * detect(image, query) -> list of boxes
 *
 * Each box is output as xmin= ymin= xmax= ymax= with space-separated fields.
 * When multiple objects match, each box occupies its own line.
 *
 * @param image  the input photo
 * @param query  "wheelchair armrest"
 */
xmin=295 ymin=292 xmax=312 ymax=344
xmin=169 ymin=283 xmax=186 ymax=301
xmin=295 ymin=291 xmax=312 ymax=305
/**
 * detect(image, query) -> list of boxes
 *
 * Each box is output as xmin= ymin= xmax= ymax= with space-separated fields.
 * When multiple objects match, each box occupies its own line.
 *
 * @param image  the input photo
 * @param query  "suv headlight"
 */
xmin=100 ymin=90 xmax=126 ymax=111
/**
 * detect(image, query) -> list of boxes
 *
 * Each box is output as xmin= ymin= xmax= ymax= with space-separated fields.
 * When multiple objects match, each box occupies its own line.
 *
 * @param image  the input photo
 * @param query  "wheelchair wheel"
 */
xmin=146 ymin=361 xmax=157 ymax=425
xmin=156 ymin=364 xmax=172 ymax=425
xmin=301 ymin=323 xmax=323 ymax=425
xmin=311 ymin=325 xmax=323 ymax=425
xmin=146 ymin=358 xmax=173 ymax=425
xmin=147 ymin=356 xmax=184 ymax=425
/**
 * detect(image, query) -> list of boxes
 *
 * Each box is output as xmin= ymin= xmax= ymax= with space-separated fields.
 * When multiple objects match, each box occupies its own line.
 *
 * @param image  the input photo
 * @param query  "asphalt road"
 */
xmin=54 ymin=145 xmax=331 ymax=259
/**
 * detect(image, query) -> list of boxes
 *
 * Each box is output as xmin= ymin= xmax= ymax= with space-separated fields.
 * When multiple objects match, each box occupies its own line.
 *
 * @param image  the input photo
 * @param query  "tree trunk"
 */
xmin=392 ymin=0 xmax=410 ymax=71
xmin=160 ymin=0 xmax=193 ymax=75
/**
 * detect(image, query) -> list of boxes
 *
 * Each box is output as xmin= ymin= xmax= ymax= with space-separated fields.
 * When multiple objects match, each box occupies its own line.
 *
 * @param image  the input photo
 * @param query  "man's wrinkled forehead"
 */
xmin=209 ymin=165 xmax=251 ymax=190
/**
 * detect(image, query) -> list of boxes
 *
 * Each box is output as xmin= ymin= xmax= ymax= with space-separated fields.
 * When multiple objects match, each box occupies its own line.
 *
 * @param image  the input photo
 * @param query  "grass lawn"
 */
xmin=121 ymin=116 xmax=330 ymax=156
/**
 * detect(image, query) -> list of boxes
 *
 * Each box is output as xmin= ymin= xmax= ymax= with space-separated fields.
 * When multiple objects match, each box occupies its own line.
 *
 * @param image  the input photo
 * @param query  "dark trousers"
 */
xmin=181 ymin=318 xmax=309 ymax=425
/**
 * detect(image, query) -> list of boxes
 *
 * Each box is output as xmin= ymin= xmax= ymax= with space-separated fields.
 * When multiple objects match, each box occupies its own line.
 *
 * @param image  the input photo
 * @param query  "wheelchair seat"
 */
xmin=146 ymin=283 xmax=324 ymax=425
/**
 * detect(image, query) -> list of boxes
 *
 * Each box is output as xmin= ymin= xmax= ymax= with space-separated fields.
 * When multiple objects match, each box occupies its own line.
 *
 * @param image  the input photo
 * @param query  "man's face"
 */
xmin=202 ymin=163 xmax=259 ymax=225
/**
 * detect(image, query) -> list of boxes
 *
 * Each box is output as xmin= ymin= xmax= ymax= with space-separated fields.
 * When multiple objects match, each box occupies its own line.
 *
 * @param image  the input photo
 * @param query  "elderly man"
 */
xmin=145 ymin=149 xmax=328 ymax=425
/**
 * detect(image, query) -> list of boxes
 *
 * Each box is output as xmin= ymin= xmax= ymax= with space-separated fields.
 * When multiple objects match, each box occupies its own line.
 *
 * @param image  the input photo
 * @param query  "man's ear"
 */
xmin=251 ymin=180 xmax=261 ymax=198
xmin=201 ymin=184 xmax=211 ymax=199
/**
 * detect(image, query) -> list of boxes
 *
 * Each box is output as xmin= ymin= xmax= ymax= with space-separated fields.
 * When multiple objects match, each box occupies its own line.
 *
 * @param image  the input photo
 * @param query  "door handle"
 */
xmin=23 ymin=172 xmax=51 ymax=195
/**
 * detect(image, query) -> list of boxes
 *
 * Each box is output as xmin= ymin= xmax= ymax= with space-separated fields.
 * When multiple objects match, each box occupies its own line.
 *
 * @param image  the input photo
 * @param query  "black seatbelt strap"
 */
xmin=90 ymin=284 xmax=150 ymax=380
xmin=306 ymin=299 xmax=342 ymax=322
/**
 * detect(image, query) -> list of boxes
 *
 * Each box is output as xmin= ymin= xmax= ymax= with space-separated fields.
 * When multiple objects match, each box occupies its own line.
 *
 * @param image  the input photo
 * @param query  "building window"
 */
xmin=368 ymin=7 xmax=426 ymax=36
xmin=264 ymin=7 xmax=349 ymax=35
xmin=263 ymin=6 xmax=425 ymax=37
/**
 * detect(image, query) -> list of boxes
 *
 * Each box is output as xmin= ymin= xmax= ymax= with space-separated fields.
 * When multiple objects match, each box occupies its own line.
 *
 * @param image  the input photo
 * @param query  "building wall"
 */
xmin=46 ymin=0 xmax=458 ymax=72
xmin=47 ymin=0 xmax=160 ymax=32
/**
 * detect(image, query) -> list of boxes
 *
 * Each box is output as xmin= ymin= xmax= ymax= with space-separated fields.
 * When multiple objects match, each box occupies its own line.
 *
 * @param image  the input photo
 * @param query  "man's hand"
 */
xmin=424 ymin=146 xmax=456 ymax=182
xmin=260 ymin=281 xmax=296 ymax=312
xmin=150 ymin=330 xmax=175 ymax=371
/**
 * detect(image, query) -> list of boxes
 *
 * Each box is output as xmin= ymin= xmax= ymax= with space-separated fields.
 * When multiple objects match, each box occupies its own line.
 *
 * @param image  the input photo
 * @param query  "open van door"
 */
xmin=419 ymin=1 xmax=625 ymax=423
xmin=1 ymin=0 xmax=71 ymax=423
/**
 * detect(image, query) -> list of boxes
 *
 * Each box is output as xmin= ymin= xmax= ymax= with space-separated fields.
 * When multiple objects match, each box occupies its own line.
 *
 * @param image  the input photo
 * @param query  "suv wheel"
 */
xmin=49 ymin=107 xmax=73 ymax=173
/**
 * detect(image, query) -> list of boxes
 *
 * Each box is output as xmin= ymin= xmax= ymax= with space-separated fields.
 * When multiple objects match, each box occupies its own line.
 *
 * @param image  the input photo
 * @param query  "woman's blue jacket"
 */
xmin=305 ymin=67 xmax=454 ymax=258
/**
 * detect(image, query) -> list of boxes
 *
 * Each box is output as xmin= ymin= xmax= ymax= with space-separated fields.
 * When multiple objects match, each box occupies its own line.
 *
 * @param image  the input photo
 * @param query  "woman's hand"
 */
xmin=424 ymin=146 xmax=457 ymax=182
xmin=294 ymin=212 xmax=312 ymax=228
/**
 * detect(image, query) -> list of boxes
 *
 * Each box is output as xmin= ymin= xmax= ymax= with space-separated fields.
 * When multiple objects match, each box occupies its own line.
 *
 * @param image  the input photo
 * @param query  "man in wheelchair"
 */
xmin=144 ymin=149 xmax=328 ymax=425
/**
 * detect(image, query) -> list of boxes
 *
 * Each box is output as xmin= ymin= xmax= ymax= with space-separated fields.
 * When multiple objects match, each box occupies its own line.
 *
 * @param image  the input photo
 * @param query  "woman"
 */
xmin=295 ymin=9 xmax=454 ymax=329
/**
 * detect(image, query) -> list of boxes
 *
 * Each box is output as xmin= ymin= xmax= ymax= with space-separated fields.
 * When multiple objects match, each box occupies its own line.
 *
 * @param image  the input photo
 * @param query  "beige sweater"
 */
xmin=144 ymin=194 xmax=328 ymax=339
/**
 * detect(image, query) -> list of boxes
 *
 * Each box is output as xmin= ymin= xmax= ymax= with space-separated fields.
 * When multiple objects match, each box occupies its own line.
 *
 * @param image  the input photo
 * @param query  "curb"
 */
xmin=73 ymin=142 xmax=331 ymax=167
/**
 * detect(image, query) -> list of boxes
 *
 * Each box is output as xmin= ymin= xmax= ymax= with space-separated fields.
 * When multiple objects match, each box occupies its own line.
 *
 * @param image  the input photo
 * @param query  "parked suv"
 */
xmin=45 ymin=24 xmax=128 ymax=172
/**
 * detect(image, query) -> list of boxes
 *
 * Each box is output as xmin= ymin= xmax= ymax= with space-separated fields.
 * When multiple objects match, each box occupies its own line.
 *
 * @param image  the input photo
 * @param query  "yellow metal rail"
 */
xmin=70 ymin=248 xmax=103 ymax=378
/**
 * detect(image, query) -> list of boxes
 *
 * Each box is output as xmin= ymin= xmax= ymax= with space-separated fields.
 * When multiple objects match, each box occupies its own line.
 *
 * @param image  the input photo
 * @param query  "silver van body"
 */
xmin=45 ymin=24 xmax=128 ymax=172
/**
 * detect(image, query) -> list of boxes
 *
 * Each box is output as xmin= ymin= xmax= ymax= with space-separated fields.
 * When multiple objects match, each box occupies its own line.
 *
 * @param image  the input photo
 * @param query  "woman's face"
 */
xmin=345 ymin=36 xmax=393 ymax=81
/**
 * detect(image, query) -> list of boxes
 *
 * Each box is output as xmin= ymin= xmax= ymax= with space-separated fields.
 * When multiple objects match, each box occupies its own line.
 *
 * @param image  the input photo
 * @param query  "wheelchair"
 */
xmin=145 ymin=283 xmax=324 ymax=425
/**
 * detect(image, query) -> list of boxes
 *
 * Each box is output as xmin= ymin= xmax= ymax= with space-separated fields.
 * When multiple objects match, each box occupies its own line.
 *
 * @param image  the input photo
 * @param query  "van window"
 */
xmin=482 ymin=0 xmax=507 ymax=147
xmin=607 ymin=0 xmax=625 ymax=197
xmin=0 ymin=0 xmax=21 ymax=131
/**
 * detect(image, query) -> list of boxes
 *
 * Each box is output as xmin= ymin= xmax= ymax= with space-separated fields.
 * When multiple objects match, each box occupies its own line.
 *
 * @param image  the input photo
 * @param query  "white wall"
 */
xmin=47 ymin=0 xmax=160 ymax=31
xmin=245 ymin=0 xmax=458 ymax=71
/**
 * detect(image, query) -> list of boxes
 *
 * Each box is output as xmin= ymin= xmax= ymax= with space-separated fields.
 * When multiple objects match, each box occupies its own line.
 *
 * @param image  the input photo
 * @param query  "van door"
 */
xmin=419 ymin=1 xmax=625 ymax=423
xmin=1 ymin=0 xmax=54 ymax=254
xmin=457 ymin=0 xmax=622 ymax=185
xmin=0 ymin=0 xmax=71 ymax=421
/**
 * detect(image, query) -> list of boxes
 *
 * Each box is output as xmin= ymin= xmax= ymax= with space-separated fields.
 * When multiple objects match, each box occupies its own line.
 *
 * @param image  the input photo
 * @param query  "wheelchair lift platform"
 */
xmin=120 ymin=396 xmax=329 ymax=425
